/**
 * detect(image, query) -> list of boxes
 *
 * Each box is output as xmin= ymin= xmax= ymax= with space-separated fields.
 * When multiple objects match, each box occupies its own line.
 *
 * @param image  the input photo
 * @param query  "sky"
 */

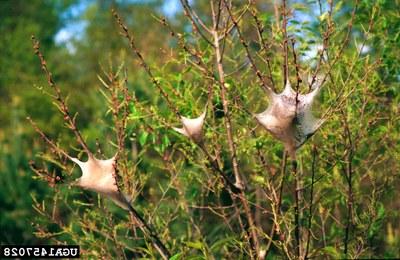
xmin=55 ymin=0 xmax=181 ymax=49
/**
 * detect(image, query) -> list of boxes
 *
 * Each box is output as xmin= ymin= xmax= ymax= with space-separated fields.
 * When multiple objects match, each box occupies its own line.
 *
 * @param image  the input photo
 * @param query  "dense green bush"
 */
xmin=1 ymin=0 xmax=399 ymax=259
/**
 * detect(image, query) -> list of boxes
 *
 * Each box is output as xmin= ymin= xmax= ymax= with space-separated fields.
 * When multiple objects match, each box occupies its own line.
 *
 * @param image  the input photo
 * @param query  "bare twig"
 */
xmin=127 ymin=204 xmax=171 ymax=260
xmin=292 ymin=160 xmax=301 ymax=258
xmin=318 ymin=0 xmax=359 ymax=88
xmin=290 ymin=39 xmax=302 ymax=90
xmin=223 ymin=0 xmax=273 ymax=95
xmin=341 ymin=109 xmax=354 ymax=257
xmin=180 ymin=0 xmax=214 ymax=46
xmin=210 ymin=0 xmax=243 ymax=191
xmin=27 ymin=117 xmax=70 ymax=159
xmin=305 ymin=146 xmax=317 ymax=259
xmin=211 ymin=1 xmax=261 ymax=257
xmin=112 ymin=10 xmax=180 ymax=117
xmin=309 ymin=0 xmax=333 ymax=90
xmin=31 ymin=36 xmax=91 ymax=156
xmin=249 ymin=5 xmax=276 ymax=91
xmin=282 ymin=0 xmax=289 ymax=85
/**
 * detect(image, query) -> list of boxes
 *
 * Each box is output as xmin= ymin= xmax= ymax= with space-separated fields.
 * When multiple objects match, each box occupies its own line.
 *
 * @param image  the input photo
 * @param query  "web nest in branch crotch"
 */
xmin=255 ymin=80 xmax=324 ymax=159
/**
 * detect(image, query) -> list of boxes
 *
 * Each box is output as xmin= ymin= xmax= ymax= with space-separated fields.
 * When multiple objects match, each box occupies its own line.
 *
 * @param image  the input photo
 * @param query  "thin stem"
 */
xmin=157 ymin=16 xmax=242 ymax=195
xmin=104 ymin=73 xmax=129 ymax=156
xmin=27 ymin=117 xmax=70 ymax=159
xmin=198 ymin=143 xmax=241 ymax=194
xmin=219 ymin=3 xmax=251 ymax=41
xmin=211 ymin=1 xmax=260 ymax=257
xmin=292 ymin=160 xmax=301 ymax=259
xmin=31 ymin=36 xmax=91 ymax=156
xmin=321 ymin=1 xmax=375 ymax=123
xmin=180 ymin=0 xmax=214 ymax=46
xmin=211 ymin=1 xmax=243 ymax=191
xmin=112 ymin=10 xmax=180 ymax=117
xmin=249 ymin=5 xmax=276 ymax=91
xmin=266 ymin=151 xmax=288 ymax=258
xmin=341 ymin=109 xmax=354 ymax=257
xmin=159 ymin=9 xmax=244 ymax=193
xmin=181 ymin=0 xmax=212 ymax=34
xmin=305 ymin=146 xmax=317 ymax=259
xmin=290 ymin=39 xmax=302 ymax=91
xmin=127 ymin=204 xmax=171 ymax=259
xmin=158 ymin=17 xmax=214 ymax=79
xmin=309 ymin=0 xmax=333 ymax=90
xmin=223 ymin=0 xmax=273 ymax=95
xmin=282 ymin=0 xmax=289 ymax=85
xmin=318 ymin=0 xmax=359 ymax=88
xmin=278 ymin=151 xmax=288 ymax=213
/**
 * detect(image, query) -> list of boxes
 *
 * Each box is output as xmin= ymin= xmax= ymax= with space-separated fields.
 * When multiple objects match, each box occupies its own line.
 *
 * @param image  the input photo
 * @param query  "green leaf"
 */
xmin=319 ymin=12 xmax=329 ymax=22
xmin=211 ymin=236 xmax=235 ymax=251
xmin=259 ymin=13 xmax=271 ymax=23
xmin=251 ymin=175 xmax=266 ymax=185
xmin=335 ymin=1 xmax=344 ymax=12
xmin=292 ymin=3 xmax=307 ymax=11
xmin=162 ymin=135 xmax=171 ymax=148
xmin=186 ymin=241 xmax=203 ymax=250
xmin=322 ymin=246 xmax=340 ymax=258
xmin=377 ymin=203 xmax=385 ymax=219
xmin=39 ymin=154 xmax=66 ymax=170
xmin=170 ymin=252 xmax=182 ymax=260
xmin=139 ymin=132 xmax=149 ymax=146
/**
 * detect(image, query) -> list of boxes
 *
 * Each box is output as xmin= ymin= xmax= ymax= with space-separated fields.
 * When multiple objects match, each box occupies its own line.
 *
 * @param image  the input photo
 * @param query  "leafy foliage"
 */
xmin=0 ymin=0 xmax=399 ymax=258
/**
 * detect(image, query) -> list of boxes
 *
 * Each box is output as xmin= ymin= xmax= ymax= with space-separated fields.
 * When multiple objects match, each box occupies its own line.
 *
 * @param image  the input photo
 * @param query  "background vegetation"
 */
xmin=0 ymin=0 xmax=399 ymax=259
